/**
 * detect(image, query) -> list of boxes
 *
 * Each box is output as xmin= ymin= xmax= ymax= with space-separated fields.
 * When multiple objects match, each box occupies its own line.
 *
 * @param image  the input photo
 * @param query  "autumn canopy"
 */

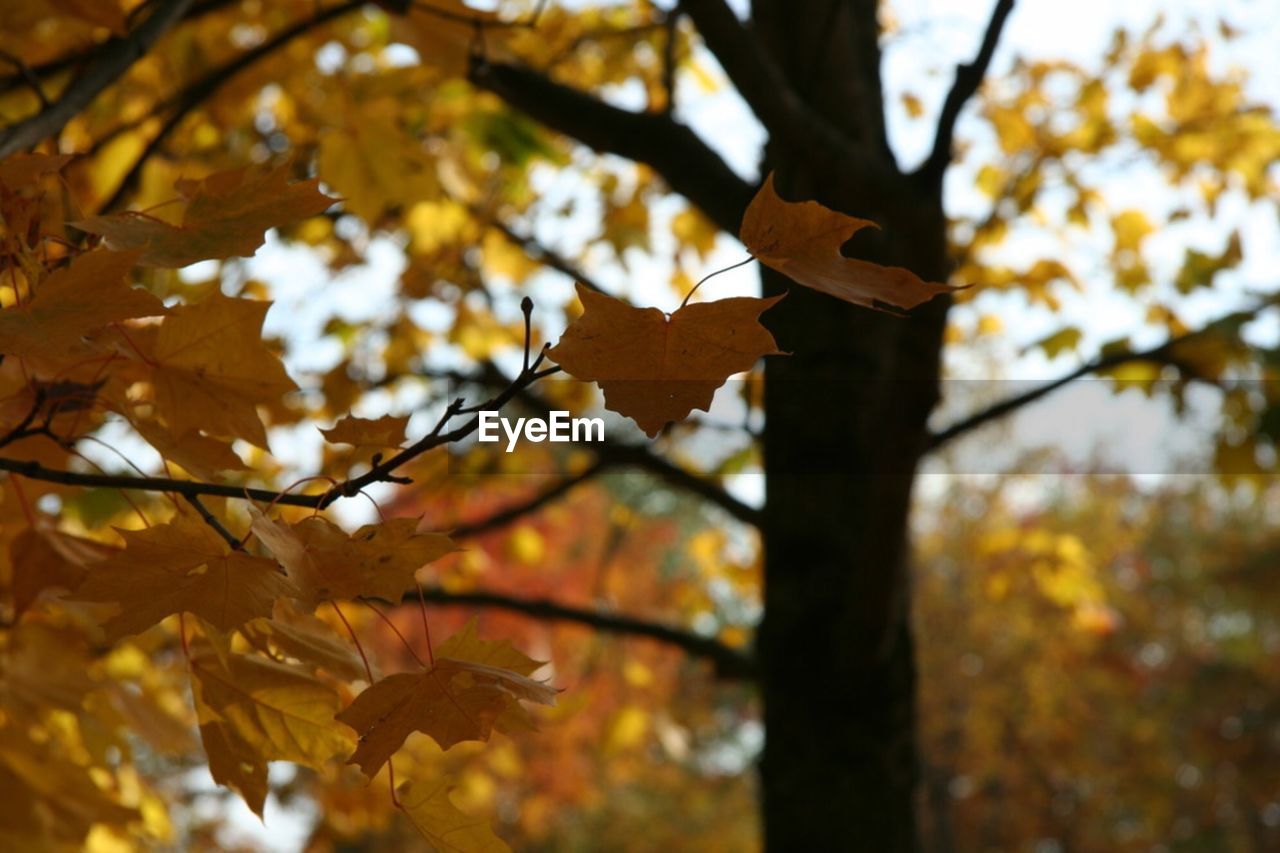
xmin=3 ymin=0 xmax=1280 ymax=850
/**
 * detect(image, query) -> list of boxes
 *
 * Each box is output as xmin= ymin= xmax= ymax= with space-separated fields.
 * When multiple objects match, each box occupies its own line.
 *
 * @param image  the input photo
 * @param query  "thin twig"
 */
xmin=917 ymin=0 xmax=1016 ymax=184
xmin=184 ymin=494 xmax=242 ymax=550
xmin=412 ymin=586 xmax=756 ymax=679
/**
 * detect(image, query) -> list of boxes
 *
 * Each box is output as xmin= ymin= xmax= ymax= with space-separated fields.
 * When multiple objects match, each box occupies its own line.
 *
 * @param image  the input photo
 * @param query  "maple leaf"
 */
xmin=132 ymin=418 xmax=250 ymax=480
xmin=241 ymin=599 xmax=374 ymax=681
xmin=396 ymin=779 xmax=512 ymax=853
xmin=73 ymin=511 xmax=297 ymax=639
xmin=0 ymin=153 xmax=73 ymax=189
xmin=336 ymin=619 xmax=554 ymax=777
xmin=191 ymin=647 xmax=355 ymax=770
xmin=73 ymin=164 xmax=336 ymax=268
xmin=250 ymin=510 xmax=455 ymax=607
xmin=197 ymin=717 xmax=270 ymax=817
xmin=0 ymin=249 xmax=164 ymax=360
xmin=319 ymin=414 xmax=410 ymax=450
xmin=142 ymin=292 xmax=300 ymax=448
xmin=8 ymin=525 xmax=116 ymax=616
xmin=740 ymin=173 xmax=959 ymax=312
xmin=547 ymin=283 xmax=782 ymax=436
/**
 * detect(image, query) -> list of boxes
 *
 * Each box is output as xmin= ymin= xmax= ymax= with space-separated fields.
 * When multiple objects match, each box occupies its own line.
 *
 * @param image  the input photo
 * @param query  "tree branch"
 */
xmin=415 ymin=587 xmax=756 ymax=678
xmin=481 ymin=215 xmax=606 ymax=294
xmin=0 ymin=0 xmax=196 ymax=159
xmin=449 ymin=459 xmax=610 ymax=538
xmin=927 ymin=300 xmax=1274 ymax=452
xmin=0 ymin=355 xmax=558 ymax=510
xmin=478 ymin=363 xmax=762 ymax=525
xmin=676 ymin=0 xmax=883 ymax=190
xmin=99 ymin=0 xmax=362 ymax=213
xmin=183 ymin=493 xmax=241 ymax=549
xmin=469 ymin=58 xmax=753 ymax=234
xmin=916 ymin=0 xmax=1015 ymax=185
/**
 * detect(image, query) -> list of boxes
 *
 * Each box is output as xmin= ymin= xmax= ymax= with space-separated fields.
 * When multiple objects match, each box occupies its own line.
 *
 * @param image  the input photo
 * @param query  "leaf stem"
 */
xmin=678 ymin=255 xmax=756 ymax=308
xmin=331 ymin=601 xmax=375 ymax=684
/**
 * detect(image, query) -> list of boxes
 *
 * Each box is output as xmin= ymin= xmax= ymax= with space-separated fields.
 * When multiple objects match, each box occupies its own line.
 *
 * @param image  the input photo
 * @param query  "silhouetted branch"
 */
xmin=917 ymin=0 xmax=1015 ymax=184
xmin=183 ymin=494 xmax=241 ymax=549
xmin=928 ymin=300 xmax=1274 ymax=451
xmin=415 ymin=587 xmax=756 ymax=678
xmin=469 ymin=58 xmax=753 ymax=233
xmin=0 ymin=0 xmax=196 ymax=159
xmin=677 ymin=0 xmax=884 ymax=189
xmin=450 ymin=459 xmax=611 ymax=538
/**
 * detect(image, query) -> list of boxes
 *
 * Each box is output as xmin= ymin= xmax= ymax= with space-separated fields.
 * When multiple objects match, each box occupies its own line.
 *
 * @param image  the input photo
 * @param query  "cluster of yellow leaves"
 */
xmin=0 ymin=158 xmax=559 ymax=849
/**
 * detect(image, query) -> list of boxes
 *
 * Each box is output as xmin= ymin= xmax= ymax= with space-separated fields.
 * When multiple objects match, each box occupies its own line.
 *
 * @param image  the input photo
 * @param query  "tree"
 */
xmin=2 ymin=0 xmax=1278 ymax=849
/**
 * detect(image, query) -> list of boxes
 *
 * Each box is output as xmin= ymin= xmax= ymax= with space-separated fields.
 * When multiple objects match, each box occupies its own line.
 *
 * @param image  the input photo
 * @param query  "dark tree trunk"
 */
xmin=752 ymin=1 xmax=952 ymax=848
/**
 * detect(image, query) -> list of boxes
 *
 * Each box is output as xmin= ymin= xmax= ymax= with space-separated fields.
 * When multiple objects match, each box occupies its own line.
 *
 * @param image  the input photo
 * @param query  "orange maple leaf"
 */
xmin=547 ymin=283 xmax=782 ymax=436
xmin=740 ymin=172 xmax=959 ymax=312
xmin=73 ymin=164 xmax=336 ymax=268
xmin=319 ymin=414 xmax=410 ymax=450
xmin=336 ymin=619 xmax=555 ymax=777
xmin=249 ymin=510 xmax=455 ymax=607
xmin=8 ymin=524 xmax=116 ymax=616
xmin=0 ymin=249 xmax=164 ymax=360
xmin=74 ymin=512 xmax=297 ymax=639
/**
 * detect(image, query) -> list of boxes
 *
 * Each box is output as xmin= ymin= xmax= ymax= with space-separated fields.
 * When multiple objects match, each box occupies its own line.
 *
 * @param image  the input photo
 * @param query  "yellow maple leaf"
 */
xmin=74 ymin=511 xmax=297 ymax=639
xmin=336 ymin=619 xmax=553 ymax=777
xmin=249 ymin=510 xmax=455 ymax=607
xmin=396 ymin=779 xmax=511 ymax=853
xmin=143 ymin=293 xmax=299 ymax=448
xmin=73 ymin=164 xmax=336 ymax=268
xmin=319 ymin=414 xmax=410 ymax=450
xmin=0 ymin=249 xmax=163 ymax=360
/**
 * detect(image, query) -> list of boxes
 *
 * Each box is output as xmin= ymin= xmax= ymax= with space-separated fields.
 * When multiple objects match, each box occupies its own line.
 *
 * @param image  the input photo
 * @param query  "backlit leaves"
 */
xmin=0 ymin=249 xmax=163 ymax=359
xmin=397 ymin=780 xmax=512 ymax=853
xmin=549 ymin=283 xmax=782 ymax=436
xmin=740 ymin=173 xmax=959 ymax=311
xmin=336 ymin=619 xmax=554 ymax=777
xmin=320 ymin=414 xmax=410 ymax=450
xmin=73 ymin=165 xmax=336 ymax=267
xmin=142 ymin=293 xmax=300 ymax=448
xmin=250 ymin=510 xmax=455 ymax=606
xmin=74 ymin=512 xmax=297 ymax=639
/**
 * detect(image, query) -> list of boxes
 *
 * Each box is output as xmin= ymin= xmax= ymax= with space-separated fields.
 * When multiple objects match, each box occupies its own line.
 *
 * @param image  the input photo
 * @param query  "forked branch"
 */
xmin=917 ymin=0 xmax=1016 ymax=184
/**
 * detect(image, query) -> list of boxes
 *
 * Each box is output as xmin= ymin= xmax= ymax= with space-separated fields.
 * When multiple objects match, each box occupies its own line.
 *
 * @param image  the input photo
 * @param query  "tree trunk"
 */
xmin=752 ymin=1 xmax=952 ymax=848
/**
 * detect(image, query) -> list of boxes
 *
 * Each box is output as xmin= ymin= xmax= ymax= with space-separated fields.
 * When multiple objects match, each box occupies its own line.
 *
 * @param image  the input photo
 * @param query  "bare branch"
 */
xmin=677 ymin=0 xmax=886 ymax=189
xmin=415 ymin=587 xmax=756 ymax=678
xmin=0 ymin=0 xmax=196 ymax=159
xmin=449 ymin=460 xmax=611 ymax=538
xmin=183 ymin=494 xmax=242 ymax=550
xmin=927 ymin=300 xmax=1274 ymax=452
xmin=916 ymin=0 xmax=1015 ymax=185
xmin=481 ymin=215 xmax=607 ymax=294
xmin=469 ymin=59 xmax=753 ymax=234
